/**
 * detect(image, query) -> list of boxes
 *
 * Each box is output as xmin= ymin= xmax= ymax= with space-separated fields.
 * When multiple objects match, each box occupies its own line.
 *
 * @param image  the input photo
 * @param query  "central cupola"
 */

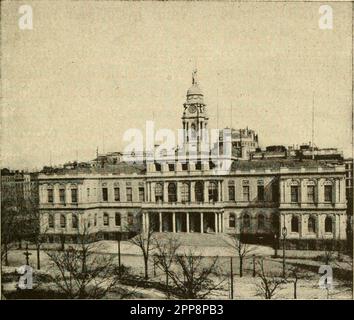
xmin=182 ymin=70 xmax=209 ymax=151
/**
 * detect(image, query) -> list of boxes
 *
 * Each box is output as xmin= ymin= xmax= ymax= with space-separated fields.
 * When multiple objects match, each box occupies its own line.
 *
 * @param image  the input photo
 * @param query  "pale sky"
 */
xmin=1 ymin=1 xmax=353 ymax=170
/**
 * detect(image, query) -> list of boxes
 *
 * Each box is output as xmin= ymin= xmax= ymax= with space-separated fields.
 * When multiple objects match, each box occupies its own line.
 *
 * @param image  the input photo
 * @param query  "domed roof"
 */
xmin=187 ymin=83 xmax=203 ymax=96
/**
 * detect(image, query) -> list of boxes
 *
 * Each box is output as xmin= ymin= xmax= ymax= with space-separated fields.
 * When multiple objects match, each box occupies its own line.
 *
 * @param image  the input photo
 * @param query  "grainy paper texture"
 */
xmin=1 ymin=0 xmax=353 ymax=302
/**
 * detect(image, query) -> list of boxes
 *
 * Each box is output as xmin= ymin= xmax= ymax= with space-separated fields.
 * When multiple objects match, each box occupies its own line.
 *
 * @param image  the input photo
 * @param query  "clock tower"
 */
xmin=182 ymin=70 xmax=209 ymax=154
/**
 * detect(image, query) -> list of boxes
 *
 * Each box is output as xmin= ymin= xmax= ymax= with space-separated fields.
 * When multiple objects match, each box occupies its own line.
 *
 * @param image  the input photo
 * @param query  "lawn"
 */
xmin=2 ymin=237 xmax=352 ymax=300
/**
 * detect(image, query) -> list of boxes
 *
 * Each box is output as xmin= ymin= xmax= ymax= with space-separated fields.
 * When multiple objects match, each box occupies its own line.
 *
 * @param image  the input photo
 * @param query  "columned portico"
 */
xmin=144 ymin=211 xmax=223 ymax=234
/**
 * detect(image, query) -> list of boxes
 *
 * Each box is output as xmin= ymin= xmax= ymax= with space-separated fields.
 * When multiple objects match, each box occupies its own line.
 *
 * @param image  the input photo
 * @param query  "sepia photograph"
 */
xmin=0 ymin=0 xmax=353 ymax=307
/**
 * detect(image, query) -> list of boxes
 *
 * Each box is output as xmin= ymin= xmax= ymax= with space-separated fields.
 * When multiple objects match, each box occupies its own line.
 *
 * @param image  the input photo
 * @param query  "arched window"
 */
xmin=325 ymin=216 xmax=333 ymax=233
xmin=195 ymin=181 xmax=204 ymax=202
xmin=103 ymin=213 xmax=109 ymax=226
xmin=115 ymin=213 xmax=121 ymax=227
xmin=168 ymin=183 xmax=177 ymax=203
xmin=72 ymin=214 xmax=78 ymax=229
xmin=229 ymin=213 xmax=236 ymax=228
xmin=291 ymin=216 xmax=299 ymax=233
xmin=60 ymin=214 xmax=66 ymax=228
xmin=181 ymin=182 xmax=190 ymax=203
xmin=48 ymin=214 xmax=54 ymax=228
xmin=208 ymin=182 xmax=218 ymax=202
xmin=258 ymin=214 xmax=265 ymax=230
xmin=155 ymin=183 xmax=163 ymax=202
xmin=308 ymin=216 xmax=316 ymax=233
xmin=243 ymin=214 xmax=250 ymax=228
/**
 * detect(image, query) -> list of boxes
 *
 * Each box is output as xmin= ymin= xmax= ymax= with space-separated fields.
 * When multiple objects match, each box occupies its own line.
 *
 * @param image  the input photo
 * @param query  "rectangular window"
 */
xmin=324 ymin=185 xmax=333 ymax=202
xmin=228 ymin=186 xmax=235 ymax=201
xmin=87 ymin=188 xmax=90 ymax=198
xmin=257 ymin=185 xmax=265 ymax=201
xmin=168 ymin=164 xmax=175 ymax=171
xmin=71 ymin=189 xmax=78 ymax=203
xmin=243 ymin=186 xmax=250 ymax=201
xmin=291 ymin=186 xmax=299 ymax=203
xmin=59 ymin=188 xmax=65 ymax=204
xmin=102 ymin=187 xmax=108 ymax=201
xmin=126 ymin=187 xmax=133 ymax=202
xmin=139 ymin=187 xmax=144 ymax=202
xmin=182 ymin=163 xmax=188 ymax=171
xmin=47 ymin=189 xmax=53 ymax=203
xmin=114 ymin=187 xmax=120 ymax=201
xmin=307 ymin=186 xmax=315 ymax=203
xmin=195 ymin=161 xmax=202 ymax=170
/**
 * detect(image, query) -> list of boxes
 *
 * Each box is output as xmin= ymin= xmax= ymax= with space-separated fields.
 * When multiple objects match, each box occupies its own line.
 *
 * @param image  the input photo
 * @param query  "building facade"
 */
xmin=37 ymin=72 xmax=348 ymax=249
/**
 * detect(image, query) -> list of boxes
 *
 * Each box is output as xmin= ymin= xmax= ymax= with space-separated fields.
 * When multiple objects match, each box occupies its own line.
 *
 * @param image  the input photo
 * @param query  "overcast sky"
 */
xmin=1 ymin=1 xmax=352 ymax=170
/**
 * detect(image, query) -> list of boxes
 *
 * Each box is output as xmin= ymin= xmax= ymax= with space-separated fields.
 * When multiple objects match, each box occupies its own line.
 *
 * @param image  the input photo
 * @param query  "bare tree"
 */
xmin=45 ymin=223 xmax=122 ymax=299
xmin=166 ymin=249 xmax=225 ymax=299
xmin=127 ymin=213 xmax=155 ymax=280
xmin=153 ymin=234 xmax=181 ymax=296
xmin=323 ymin=239 xmax=336 ymax=265
xmin=1 ymin=206 xmax=18 ymax=266
xmin=1 ymin=181 xmax=26 ymax=266
xmin=256 ymin=259 xmax=284 ymax=299
xmin=22 ymin=192 xmax=46 ymax=270
xmin=225 ymin=232 xmax=256 ymax=277
xmin=289 ymin=266 xmax=300 ymax=299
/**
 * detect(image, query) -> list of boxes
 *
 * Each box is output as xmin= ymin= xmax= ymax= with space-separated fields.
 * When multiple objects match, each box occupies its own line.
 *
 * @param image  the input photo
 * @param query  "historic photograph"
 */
xmin=1 ymin=1 xmax=353 ymax=301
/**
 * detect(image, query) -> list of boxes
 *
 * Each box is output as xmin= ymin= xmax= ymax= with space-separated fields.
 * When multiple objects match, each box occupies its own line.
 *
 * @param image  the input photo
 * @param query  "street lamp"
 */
xmin=116 ymin=231 xmax=122 ymax=277
xmin=23 ymin=243 xmax=32 ymax=266
xmin=282 ymin=226 xmax=287 ymax=278
xmin=273 ymin=233 xmax=278 ymax=258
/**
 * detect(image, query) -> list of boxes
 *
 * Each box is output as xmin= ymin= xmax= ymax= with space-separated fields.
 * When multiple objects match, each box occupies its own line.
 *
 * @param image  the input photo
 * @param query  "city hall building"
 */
xmin=38 ymin=73 xmax=348 ymax=249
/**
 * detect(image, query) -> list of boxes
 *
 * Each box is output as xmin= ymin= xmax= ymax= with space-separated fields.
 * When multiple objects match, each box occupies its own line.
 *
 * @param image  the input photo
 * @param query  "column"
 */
xmin=172 ymin=212 xmax=176 ymax=233
xmin=177 ymin=182 xmax=181 ymax=203
xmin=218 ymin=181 xmax=222 ymax=202
xmin=191 ymin=182 xmax=195 ymax=202
xmin=146 ymin=212 xmax=150 ymax=232
xmin=300 ymin=179 xmax=306 ymax=205
xmin=186 ymin=212 xmax=190 ymax=233
xmin=340 ymin=178 xmax=346 ymax=203
xmin=159 ymin=212 xmax=162 ymax=232
xmin=200 ymin=212 xmax=204 ymax=233
xmin=151 ymin=182 xmax=155 ymax=203
xmin=215 ymin=213 xmax=218 ymax=233
xmin=335 ymin=179 xmax=340 ymax=204
xmin=218 ymin=213 xmax=222 ymax=233
xmin=163 ymin=182 xmax=168 ymax=203
xmin=204 ymin=181 xmax=209 ymax=203
xmin=142 ymin=213 xmax=146 ymax=232
xmin=335 ymin=214 xmax=339 ymax=240
xmin=146 ymin=182 xmax=150 ymax=202
xmin=316 ymin=214 xmax=320 ymax=239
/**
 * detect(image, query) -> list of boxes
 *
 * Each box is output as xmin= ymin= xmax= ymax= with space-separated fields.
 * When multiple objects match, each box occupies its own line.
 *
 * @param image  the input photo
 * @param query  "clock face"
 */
xmin=188 ymin=105 xmax=197 ymax=113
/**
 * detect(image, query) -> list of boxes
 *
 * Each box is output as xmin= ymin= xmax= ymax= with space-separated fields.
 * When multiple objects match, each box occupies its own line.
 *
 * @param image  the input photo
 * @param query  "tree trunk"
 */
xmin=144 ymin=257 xmax=149 ymax=280
xmin=166 ymin=273 xmax=169 ymax=297
xmin=4 ymin=244 xmax=9 ymax=266
xmin=239 ymin=257 xmax=243 ymax=278
xmin=36 ymin=245 xmax=41 ymax=270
